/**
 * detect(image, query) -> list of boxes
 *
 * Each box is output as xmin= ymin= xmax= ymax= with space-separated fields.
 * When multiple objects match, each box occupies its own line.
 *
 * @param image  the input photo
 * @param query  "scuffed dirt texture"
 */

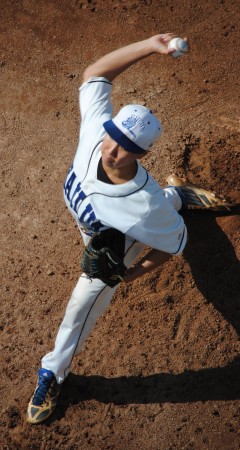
xmin=1 ymin=0 xmax=240 ymax=449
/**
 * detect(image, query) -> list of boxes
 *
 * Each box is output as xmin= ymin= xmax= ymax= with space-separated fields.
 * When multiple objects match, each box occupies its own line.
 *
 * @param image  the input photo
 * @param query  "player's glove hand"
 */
xmin=81 ymin=229 xmax=127 ymax=288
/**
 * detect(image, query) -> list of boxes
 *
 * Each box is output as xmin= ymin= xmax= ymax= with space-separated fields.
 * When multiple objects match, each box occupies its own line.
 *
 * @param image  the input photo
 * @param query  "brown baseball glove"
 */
xmin=167 ymin=174 xmax=233 ymax=211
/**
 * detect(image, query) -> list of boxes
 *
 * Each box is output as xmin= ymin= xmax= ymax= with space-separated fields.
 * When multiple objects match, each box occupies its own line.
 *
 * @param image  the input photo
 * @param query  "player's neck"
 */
xmin=102 ymin=161 xmax=137 ymax=184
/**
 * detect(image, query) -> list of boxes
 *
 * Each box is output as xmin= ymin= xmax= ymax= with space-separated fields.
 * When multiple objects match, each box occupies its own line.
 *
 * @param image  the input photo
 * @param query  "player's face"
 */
xmin=101 ymin=134 xmax=145 ymax=169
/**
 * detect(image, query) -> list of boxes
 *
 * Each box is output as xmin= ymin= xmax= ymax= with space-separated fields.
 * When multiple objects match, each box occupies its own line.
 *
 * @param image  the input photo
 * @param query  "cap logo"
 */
xmin=122 ymin=115 xmax=145 ymax=139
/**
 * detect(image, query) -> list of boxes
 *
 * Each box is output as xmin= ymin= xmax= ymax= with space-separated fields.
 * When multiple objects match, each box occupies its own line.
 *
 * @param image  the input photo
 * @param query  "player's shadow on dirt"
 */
xmin=57 ymin=356 xmax=240 ymax=411
xmin=182 ymin=210 xmax=240 ymax=336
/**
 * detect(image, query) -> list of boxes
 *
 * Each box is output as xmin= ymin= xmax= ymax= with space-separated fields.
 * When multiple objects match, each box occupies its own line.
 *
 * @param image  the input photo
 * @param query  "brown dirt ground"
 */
xmin=1 ymin=0 xmax=240 ymax=449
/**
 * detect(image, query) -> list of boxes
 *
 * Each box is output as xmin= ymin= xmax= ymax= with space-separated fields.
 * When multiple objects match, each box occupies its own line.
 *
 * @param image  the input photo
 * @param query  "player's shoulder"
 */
xmin=139 ymin=167 xmax=164 ymax=196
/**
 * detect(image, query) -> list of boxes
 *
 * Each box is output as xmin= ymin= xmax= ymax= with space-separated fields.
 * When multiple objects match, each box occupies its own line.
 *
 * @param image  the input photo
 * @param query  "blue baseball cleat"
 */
xmin=26 ymin=368 xmax=61 ymax=424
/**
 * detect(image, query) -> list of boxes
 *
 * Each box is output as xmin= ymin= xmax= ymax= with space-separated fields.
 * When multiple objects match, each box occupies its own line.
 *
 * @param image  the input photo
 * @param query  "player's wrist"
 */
xmin=124 ymin=263 xmax=147 ymax=282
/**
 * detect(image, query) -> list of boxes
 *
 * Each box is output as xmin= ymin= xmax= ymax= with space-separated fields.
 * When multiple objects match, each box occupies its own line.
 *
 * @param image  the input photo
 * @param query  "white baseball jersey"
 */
xmin=63 ymin=77 xmax=187 ymax=255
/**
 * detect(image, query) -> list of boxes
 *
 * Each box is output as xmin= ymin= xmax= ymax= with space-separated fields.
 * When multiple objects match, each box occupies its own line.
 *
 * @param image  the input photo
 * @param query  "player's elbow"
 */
xmin=82 ymin=64 xmax=113 ymax=83
xmin=82 ymin=65 xmax=95 ymax=83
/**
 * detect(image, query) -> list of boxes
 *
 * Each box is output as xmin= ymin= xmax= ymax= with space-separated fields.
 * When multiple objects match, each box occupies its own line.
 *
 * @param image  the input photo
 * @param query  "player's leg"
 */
xmin=26 ymin=237 xmax=144 ymax=424
xmin=41 ymin=238 xmax=144 ymax=382
xmin=41 ymin=276 xmax=119 ymax=383
xmin=26 ymin=276 xmax=116 ymax=424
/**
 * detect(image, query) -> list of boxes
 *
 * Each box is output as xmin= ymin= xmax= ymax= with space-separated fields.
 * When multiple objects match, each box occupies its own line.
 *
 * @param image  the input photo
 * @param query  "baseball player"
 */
xmin=26 ymin=33 xmax=231 ymax=424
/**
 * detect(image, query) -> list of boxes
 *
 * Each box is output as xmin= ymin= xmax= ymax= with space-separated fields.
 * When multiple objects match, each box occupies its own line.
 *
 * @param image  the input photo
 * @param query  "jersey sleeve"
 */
xmin=73 ymin=77 xmax=113 ymax=168
xmin=79 ymin=77 xmax=113 ymax=139
xmin=126 ymin=191 xmax=187 ymax=255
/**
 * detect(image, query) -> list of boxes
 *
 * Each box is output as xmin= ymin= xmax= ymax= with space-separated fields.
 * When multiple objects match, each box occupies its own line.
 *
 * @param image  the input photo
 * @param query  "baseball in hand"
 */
xmin=168 ymin=37 xmax=188 ymax=58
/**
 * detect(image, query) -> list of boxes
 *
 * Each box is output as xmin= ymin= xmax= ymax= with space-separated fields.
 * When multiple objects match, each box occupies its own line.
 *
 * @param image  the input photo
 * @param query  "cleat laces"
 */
xmin=32 ymin=370 xmax=54 ymax=406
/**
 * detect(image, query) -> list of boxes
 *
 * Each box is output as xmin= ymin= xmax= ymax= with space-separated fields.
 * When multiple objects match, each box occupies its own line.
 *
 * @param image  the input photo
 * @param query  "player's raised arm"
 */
xmin=82 ymin=33 xmax=178 ymax=83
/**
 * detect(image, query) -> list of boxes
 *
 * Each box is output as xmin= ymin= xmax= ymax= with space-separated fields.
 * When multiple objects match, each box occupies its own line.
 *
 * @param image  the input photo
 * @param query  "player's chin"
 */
xmin=102 ymin=156 xmax=115 ymax=167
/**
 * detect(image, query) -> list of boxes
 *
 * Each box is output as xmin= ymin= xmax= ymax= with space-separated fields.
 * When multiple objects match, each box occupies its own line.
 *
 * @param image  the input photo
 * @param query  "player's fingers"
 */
xmin=161 ymin=33 xmax=177 ymax=42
